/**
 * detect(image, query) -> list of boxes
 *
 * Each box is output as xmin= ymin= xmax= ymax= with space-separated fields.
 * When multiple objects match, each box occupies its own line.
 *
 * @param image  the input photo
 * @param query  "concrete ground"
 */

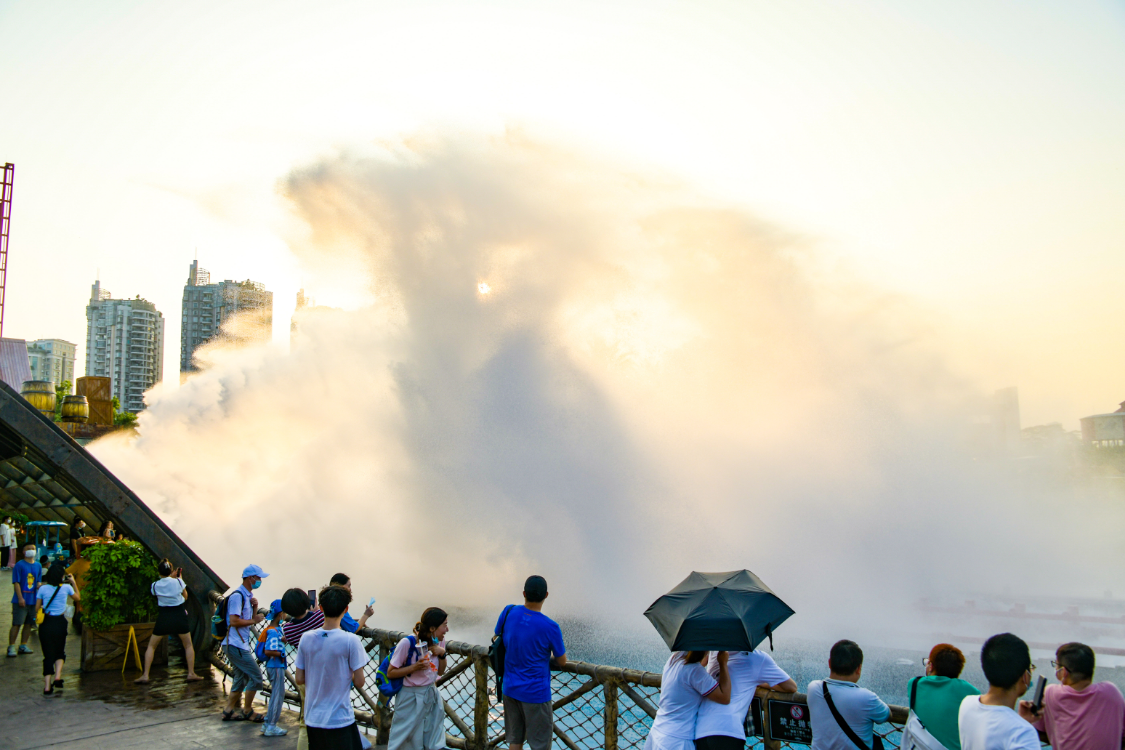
xmin=0 ymin=596 xmax=301 ymax=749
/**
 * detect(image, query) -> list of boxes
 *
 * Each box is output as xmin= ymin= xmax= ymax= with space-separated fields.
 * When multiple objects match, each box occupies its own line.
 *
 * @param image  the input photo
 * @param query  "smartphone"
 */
xmin=1032 ymin=675 xmax=1047 ymax=709
xmin=308 ymin=589 xmax=317 ymax=609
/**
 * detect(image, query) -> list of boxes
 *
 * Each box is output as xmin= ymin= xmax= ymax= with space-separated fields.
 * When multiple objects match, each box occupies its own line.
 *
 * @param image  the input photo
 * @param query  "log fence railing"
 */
xmin=206 ymin=592 xmax=911 ymax=749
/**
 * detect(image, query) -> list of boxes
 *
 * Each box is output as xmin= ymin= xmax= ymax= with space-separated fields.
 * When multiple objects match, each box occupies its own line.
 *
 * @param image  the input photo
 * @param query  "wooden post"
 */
xmin=762 ymin=697 xmax=780 ymax=750
xmin=604 ymin=678 xmax=619 ymax=750
xmin=376 ymin=641 xmax=393 ymax=747
xmin=473 ymin=653 xmax=490 ymax=750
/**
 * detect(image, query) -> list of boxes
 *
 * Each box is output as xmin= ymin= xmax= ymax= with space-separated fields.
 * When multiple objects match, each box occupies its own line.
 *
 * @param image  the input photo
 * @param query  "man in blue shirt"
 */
xmin=327 ymin=572 xmax=374 ymax=633
xmin=8 ymin=543 xmax=41 ymax=657
xmin=807 ymin=640 xmax=890 ymax=750
xmin=495 ymin=575 xmax=567 ymax=750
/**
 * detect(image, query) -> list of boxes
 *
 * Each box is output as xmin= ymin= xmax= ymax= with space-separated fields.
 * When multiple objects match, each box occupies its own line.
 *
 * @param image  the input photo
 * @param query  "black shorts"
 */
xmin=152 ymin=604 xmax=191 ymax=636
xmin=695 ymin=737 xmax=747 ymax=750
xmin=306 ymin=723 xmax=363 ymax=750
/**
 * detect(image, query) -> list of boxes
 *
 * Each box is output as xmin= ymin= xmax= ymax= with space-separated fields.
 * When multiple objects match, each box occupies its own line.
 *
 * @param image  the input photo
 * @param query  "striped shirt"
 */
xmin=282 ymin=609 xmax=325 ymax=648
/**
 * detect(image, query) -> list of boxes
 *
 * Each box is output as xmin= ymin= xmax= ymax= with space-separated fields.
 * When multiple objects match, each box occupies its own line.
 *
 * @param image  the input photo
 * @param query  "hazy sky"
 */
xmin=1 ymin=0 xmax=1123 ymax=427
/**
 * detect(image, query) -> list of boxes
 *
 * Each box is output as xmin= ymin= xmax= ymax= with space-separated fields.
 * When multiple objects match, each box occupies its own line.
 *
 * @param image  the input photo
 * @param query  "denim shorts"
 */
xmin=11 ymin=602 xmax=35 ymax=626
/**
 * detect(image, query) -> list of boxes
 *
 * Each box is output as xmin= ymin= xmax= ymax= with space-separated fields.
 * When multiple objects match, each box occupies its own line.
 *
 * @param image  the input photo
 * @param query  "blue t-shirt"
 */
xmin=341 ymin=612 xmax=358 ymax=633
xmin=264 ymin=625 xmax=287 ymax=669
xmin=11 ymin=560 xmax=41 ymax=605
xmin=494 ymin=605 xmax=565 ymax=704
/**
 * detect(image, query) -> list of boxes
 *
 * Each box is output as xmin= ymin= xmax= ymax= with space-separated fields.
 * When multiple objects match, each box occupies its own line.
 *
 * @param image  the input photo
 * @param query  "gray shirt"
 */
xmin=807 ymin=678 xmax=891 ymax=750
xmin=222 ymin=585 xmax=254 ymax=651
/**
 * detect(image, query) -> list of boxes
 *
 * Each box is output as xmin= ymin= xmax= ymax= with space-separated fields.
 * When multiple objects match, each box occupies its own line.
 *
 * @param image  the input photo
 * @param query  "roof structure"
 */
xmin=0 ymin=378 xmax=225 ymax=649
xmin=0 ymin=337 xmax=31 ymax=390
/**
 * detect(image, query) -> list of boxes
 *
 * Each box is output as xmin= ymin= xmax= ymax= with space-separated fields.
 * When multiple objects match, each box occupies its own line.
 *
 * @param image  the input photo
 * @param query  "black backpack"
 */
xmin=211 ymin=589 xmax=245 ymax=641
xmin=489 ymin=605 xmax=515 ymax=698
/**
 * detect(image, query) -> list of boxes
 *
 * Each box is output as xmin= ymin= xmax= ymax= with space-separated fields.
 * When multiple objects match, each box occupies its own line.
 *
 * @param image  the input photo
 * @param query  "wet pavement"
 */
xmin=0 ymin=598 xmax=300 ymax=749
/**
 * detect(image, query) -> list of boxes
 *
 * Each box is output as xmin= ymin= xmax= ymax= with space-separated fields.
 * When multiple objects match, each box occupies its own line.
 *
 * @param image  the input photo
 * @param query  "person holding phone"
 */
xmin=36 ymin=562 xmax=79 ymax=695
xmin=134 ymin=558 xmax=203 ymax=684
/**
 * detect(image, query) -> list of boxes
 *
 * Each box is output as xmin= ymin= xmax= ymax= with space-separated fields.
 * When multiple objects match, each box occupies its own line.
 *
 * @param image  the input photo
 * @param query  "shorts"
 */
xmin=11 ymin=602 xmax=35 ymax=626
xmin=695 ymin=736 xmax=747 ymax=750
xmin=307 ymin=722 xmax=364 ymax=750
xmin=503 ymin=695 xmax=553 ymax=750
xmin=152 ymin=604 xmax=191 ymax=636
xmin=223 ymin=644 xmax=264 ymax=692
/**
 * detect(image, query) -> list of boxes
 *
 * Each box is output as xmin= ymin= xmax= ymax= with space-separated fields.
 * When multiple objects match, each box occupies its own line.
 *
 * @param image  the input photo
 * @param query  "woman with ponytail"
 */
xmin=134 ymin=558 xmax=203 ymax=684
xmin=386 ymin=607 xmax=450 ymax=750
xmin=645 ymin=651 xmax=732 ymax=750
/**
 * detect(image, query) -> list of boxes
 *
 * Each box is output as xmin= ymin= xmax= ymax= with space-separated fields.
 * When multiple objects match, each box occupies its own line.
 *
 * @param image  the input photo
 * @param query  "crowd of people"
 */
xmin=7 ymin=547 xmax=1125 ymax=750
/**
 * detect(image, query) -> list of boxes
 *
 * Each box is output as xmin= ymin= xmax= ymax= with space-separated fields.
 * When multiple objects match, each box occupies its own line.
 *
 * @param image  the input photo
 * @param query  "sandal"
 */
xmin=53 ymin=679 xmax=64 ymax=689
xmin=241 ymin=711 xmax=265 ymax=723
xmin=43 ymin=687 xmax=54 ymax=696
xmin=222 ymin=710 xmax=238 ymax=721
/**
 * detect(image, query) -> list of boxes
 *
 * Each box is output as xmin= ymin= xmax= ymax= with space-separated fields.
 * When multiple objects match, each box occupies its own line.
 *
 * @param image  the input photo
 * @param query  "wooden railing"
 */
xmin=205 ymin=593 xmax=910 ymax=749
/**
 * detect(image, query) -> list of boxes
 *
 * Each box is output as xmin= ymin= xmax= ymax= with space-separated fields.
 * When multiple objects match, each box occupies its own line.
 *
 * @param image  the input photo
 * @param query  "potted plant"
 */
xmin=79 ymin=539 xmax=167 ymax=671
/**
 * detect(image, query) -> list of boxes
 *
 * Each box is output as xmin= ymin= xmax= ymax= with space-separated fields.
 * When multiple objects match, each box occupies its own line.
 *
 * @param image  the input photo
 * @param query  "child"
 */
xmin=281 ymin=588 xmax=325 ymax=649
xmin=386 ymin=607 xmax=450 ymax=750
xmin=261 ymin=600 xmax=290 ymax=737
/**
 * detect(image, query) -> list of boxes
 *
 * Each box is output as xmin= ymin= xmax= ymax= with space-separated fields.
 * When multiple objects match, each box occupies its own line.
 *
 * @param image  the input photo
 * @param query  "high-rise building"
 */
xmin=85 ymin=280 xmax=165 ymax=413
xmin=27 ymin=339 xmax=77 ymax=389
xmin=179 ymin=260 xmax=273 ymax=378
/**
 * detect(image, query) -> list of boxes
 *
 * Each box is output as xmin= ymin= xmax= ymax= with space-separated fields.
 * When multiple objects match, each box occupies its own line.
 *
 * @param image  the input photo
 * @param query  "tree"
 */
xmin=53 ymin=380 xmax=72 ymax=421
xmin=110 ymin=396 xmax=138 ymax=428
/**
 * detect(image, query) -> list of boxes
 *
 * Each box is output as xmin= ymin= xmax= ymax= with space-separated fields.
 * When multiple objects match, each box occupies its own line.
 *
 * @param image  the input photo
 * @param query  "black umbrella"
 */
xmin=644 ymin=570 xmax=794 ymax=652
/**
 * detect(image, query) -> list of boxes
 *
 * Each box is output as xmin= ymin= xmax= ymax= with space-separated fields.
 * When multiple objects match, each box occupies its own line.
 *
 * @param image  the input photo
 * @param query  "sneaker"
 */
xmin=18 ymin=644 xmax=33 ymax=654
xmin=261 ymin=725 xmax=288 ymax=737
xmin=6 ymin=646 xmax=15 ymax=657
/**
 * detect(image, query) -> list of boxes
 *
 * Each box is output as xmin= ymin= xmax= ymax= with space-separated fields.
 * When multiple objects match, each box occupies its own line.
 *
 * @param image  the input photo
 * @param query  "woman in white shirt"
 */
xmin=645 ymin=651 xmax=732 ymax=750
xmin=696 ymin=650 xmax=797 ymax=750
xmin=36 ymin=562 xmax=80 ymax=695
xmin=134 ymin=558 xmax=203 ymax=684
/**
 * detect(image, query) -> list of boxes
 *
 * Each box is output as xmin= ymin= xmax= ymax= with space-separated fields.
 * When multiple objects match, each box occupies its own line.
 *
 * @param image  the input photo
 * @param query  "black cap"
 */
xmin=524 ymin=575 xmax=548 ymax=602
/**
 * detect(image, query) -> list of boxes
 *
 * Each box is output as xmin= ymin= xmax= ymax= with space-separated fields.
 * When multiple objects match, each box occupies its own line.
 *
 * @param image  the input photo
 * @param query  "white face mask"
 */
xmin=24 ymin=549 xmax=35 ymax=559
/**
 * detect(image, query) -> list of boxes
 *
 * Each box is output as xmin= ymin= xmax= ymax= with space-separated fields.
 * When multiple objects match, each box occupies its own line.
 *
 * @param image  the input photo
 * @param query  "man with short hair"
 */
xmin=807 ymin=640 xmax=890 ymax=750
xmin=958 ymin=633 xmax=1039 ymax=750
xmin=328 ymin=573 xmax=374 ymax=633
xmin=296 ymin=584 xmax=368 ymax=750
xmin=221 ymin=564 xmax=268 ymax=722
xmin=495 ymin=575 xmax=566 ymax=750
xmin=1022 ymin=641 xmax=1125 ymax=750
xmin=8 ymin=543 xmax=41 ymax=656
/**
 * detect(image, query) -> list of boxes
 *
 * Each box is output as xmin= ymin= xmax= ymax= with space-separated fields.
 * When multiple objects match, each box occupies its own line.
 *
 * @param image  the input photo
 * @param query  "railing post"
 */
xmin=762 ymin=697 xmax=780 ymax=750
xmin=376 ymin=640 xmax=393 ymax=747
xmin=473 ymin=652 xmax=490 ymax=750
xmin=604 ymin=678 xmax=619 ymax=750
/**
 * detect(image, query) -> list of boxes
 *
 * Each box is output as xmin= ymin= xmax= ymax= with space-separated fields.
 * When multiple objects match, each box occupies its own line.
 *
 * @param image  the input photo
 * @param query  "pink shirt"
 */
xmin=390 ymin=637 xmax=446 ymax=687
xmin=1034 ymin=682 xmax=1125 ymax=750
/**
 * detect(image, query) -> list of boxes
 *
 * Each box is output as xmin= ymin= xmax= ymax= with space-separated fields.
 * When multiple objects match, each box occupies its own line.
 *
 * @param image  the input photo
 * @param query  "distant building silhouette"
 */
xmin=85 ymin=280 xmax=165 ymax=413
xmin=179 ymin=260 xmax=273 ymax=380
xmin=1080 ymin=401 xmax=1125 ymax=448
xmin=27 ymin=338 xmax=76 ymax=389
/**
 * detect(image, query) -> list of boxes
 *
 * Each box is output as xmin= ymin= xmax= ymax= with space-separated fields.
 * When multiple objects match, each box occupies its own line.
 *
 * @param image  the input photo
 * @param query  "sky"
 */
xmin=1 ymin=0 xmax=1124 ymax=428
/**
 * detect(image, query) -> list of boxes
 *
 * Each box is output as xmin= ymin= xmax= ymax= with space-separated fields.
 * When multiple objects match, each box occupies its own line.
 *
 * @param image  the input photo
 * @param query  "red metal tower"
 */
xmin=0 ymin=163 xmax=11 ymax=338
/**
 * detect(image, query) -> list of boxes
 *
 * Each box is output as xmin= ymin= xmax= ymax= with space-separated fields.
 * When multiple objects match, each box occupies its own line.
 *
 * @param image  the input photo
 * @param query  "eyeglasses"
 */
xmin=1027 ymin=664 xmax=1037 ymax=676
xmin=1051 ymin=660 xmax=1065 ymax=671
xmin=922 ymin=658 xmax=930 ymax=667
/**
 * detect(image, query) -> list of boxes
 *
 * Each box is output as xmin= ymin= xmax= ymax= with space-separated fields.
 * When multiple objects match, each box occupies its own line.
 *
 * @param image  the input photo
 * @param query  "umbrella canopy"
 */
xmin=643 ymin=570 xmax=794 ymax=652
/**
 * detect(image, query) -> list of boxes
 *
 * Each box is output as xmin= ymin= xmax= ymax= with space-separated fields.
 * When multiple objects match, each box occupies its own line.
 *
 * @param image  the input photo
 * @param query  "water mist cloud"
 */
xmin=91 ymin=134 xmax=1125 ymax=647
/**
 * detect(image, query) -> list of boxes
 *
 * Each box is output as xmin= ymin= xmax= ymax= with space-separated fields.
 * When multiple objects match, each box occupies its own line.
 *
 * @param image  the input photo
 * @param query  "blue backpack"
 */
xmin=375 ymin=636 xmax=417 ymax=698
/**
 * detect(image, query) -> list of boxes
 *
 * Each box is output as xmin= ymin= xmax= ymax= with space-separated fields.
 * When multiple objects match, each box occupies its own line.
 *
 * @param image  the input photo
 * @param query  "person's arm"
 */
xmin=704 ymin=651 xmax=732 ymax=705
xmin=765 ymin=679 xmax=798 ymax=693
xmin=67 ymin=577 xmax=80 ymax=602
xmin=13 ymin=582 xmax=23 ymax=608
xmin=351 ymin=638 xmax=367 ymax=688
xmin=387 ymin=639 xmax=430 ymax=679
xmin=549 ymin=623 xmax=567 ymax=669
xmin=295 ymin=668 xmax=305 ymax=685
xmin=353 ymin=667 xmax=365 ymax=689
xmin=227 ymin=592 xmax=262 ymax=628
xmin=356 ymin=603 xmax=375 ymax=631
xmin=550 ymin=653 xmax=567 ymax=668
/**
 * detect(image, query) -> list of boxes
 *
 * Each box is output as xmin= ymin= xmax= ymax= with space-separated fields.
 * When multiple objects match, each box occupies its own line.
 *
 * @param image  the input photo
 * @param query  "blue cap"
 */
xmin=268 ymin=599 xmax=284 ymax=619
xmin=242 ymin=564 xmax=269 ymax=579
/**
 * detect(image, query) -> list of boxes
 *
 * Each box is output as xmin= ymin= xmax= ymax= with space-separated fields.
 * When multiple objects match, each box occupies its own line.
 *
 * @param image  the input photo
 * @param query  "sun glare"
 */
xmin=478 ymin=282 xmax=492 ymax=295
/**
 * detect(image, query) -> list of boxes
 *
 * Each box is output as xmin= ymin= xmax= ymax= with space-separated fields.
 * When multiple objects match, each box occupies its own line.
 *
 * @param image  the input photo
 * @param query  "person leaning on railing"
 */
xmin=905 ymin=644 xmax=980 ymax=750
xmin=806 ymin=640 xmax=890 ymax=750
xmin=645 ymin=650 xmax=731 ymax=750
xmin=1021 ymin=642 xmax=1125 ymax=750
xmin=696 ymin=649 xmax=797 ymax=750
xmin=386 ymin=607 xmax=450 ymax=750
xmin=958 ymin=633 xmax=1039 ymax=750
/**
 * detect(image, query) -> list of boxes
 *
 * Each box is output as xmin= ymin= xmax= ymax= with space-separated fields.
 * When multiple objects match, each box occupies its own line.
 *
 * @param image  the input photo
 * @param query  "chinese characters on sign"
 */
xmin=767 ymin=699 xmax=812 ymax=744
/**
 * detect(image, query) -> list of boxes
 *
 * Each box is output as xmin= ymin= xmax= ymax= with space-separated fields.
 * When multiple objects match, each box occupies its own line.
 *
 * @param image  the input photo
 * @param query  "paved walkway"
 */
xmin=0 ymin=594 xmax=300 ymax=749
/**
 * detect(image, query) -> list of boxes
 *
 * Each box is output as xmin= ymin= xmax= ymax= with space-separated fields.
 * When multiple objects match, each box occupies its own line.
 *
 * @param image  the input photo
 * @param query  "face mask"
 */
xmin=24 ymin=550 xmax=35 ymax=559
xmin=251 ymin=580 xmax=262 ymax=589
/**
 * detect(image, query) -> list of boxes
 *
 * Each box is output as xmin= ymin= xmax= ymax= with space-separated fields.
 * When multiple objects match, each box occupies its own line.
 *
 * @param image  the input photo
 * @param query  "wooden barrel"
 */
xmin=20 ymin=380 xmax=56 ymax=418
xmin=61 ymin=395 xmax=89 ymax=423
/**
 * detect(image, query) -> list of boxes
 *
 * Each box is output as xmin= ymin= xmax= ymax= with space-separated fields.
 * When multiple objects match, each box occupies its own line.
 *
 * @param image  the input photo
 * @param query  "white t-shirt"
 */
xmin=296 ymin=627 xmax=369 ymax=729
xmin=650 ymin=653 xmax=719 ymax=741
xmin=0 ymin=524 xmax=14 ymax=547
xmin=36 ymin=584 xmax=74 ymax=616
xmin=959 ymin=695 xmax=1040 ymax=750
xmin=807 ymin=679 xmax=891 ymax=750
xmin=696 ymin=651 xmax=790 ymax=739
xmin=151 ymin=577 xmax=187 ymax=607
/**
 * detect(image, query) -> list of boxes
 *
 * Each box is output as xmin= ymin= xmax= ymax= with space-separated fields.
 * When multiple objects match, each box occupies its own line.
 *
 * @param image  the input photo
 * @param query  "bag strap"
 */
xmin=909 ymin=677 xmax=918 ymax=710
xmin=497 ymin=604 xmax=514 ymax=638
xmin=822 ymin=682 xmax=872 ymax=750
xmin=43 ymin=585 xmax=63 ymax=613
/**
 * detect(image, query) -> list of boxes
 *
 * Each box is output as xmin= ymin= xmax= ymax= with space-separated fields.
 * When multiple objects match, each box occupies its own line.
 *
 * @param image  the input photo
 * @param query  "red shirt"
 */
xmin=1035 ymin=682 xmax=1125 ymax=750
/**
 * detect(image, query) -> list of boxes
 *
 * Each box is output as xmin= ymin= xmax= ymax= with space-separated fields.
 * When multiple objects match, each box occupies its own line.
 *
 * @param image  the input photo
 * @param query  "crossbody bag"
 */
xmin=822 ymin=682 xmax=885 ymax=750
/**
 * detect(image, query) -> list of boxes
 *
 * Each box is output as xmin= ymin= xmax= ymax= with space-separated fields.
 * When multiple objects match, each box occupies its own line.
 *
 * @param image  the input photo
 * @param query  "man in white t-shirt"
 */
xmin=959 ymin=633 xmax=1040 ymax=750
xmin=296 ymin=584 xmax=368 ymax=750
xmin=696 ymin=650 xmax=797 ymax=749
xmin=807 ymin=640 xmax=890 ymax=750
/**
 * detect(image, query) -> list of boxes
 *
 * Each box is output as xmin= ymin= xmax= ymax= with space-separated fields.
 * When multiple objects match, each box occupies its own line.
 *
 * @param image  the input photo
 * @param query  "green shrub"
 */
xmin=81 ymin=540 xmax=159 ymax=631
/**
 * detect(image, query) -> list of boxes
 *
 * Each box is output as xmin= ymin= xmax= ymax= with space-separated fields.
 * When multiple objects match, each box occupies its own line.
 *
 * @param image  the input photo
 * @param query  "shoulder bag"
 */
xmin=822 ymin=681 xmax=884 ymax=750
xmin=899 ymin=678 xmax=949 ymax=750
xmin=489 ymin=604 xmax=515 ymax=699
